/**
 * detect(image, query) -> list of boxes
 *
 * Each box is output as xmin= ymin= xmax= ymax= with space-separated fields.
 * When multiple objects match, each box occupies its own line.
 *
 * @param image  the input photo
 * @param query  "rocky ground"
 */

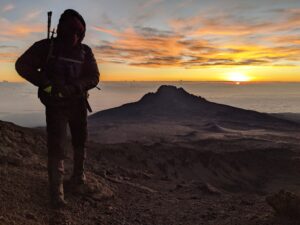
xmin=1 ymin=119 xmax=300 ymax=225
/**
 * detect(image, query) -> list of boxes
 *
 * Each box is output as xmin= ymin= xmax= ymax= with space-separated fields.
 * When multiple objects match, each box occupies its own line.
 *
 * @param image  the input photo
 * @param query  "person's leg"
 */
xmin=68 ymin=100 xmax=88 ymax=184
xmin=46 ymin=106 xmax=68 ymax=207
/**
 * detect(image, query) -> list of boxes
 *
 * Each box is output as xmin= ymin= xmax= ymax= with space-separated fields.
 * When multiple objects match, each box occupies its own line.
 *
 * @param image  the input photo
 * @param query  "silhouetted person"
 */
xmin=15 ymin=9 xmax=100 ymax=208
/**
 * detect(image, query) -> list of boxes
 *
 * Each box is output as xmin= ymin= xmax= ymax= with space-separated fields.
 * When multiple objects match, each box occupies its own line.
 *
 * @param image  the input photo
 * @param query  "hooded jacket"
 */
xmin=15 ymin=38 xmax=100 ymax=106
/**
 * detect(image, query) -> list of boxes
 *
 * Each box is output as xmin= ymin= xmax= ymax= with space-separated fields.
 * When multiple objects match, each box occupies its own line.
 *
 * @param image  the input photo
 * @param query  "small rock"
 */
xmin=240 ymin=199 xmax=254 ymax=206
xmin=176 ymin=184 xmax=183 ymax=189
xmin=25 ymin=212 xmax=36 ymax=220
xmin=199 ymin=183 xmax=221 ymax=195
xmin=266 ymin=189 xmax=300 ymax=218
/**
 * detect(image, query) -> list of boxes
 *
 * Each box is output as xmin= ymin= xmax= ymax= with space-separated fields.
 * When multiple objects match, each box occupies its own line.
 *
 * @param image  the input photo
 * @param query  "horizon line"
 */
xmin=5 ymin=80 xmax=300 ymax=83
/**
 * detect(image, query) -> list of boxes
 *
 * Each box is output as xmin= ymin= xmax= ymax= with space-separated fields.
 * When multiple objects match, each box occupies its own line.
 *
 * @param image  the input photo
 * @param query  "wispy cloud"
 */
xmin=0 ymin=18 xmax=43 ymax=40
xmin=92 ymin=26 xmax=122 ymax=37
xmin=0 ymin=52 xmax=18 ymax=63
xmin=93 ymin=26 xmax=185 ymax=66
xmin=266 ymin=35 xmax=300 ymax=45
xmin=0 ymin=45 xmax=19 ymax=63
xmin=92 ymin=7 xmax=300 ymax=68
xmin=138 ymin=0 xmax=164 ymax=10
xmin=92 ymin=26 xmax=300 ymax=68
xmin=0 ymin=45 xmax=18 ymax=49
xmin=24 ymin=10 xmax=42 ymax=21
xmin=169 ymin=7 xmax=300 ymax=36
xmin=2 ymin=3 xmax=15 ymax=13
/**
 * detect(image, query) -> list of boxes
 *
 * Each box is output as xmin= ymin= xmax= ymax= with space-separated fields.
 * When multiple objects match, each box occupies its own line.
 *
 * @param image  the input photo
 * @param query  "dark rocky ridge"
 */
xmin=0 ymin=120 xmax=47 ymax=166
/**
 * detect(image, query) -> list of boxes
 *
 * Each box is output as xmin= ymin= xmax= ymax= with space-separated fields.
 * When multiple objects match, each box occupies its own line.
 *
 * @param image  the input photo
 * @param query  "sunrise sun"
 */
xmin=226 ymin=72 xmax=251 ymax=84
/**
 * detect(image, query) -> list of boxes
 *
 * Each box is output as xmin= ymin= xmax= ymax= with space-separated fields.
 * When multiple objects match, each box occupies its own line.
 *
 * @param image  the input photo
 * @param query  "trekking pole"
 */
xmin=47 ymin=11 xmax=52 ymax=39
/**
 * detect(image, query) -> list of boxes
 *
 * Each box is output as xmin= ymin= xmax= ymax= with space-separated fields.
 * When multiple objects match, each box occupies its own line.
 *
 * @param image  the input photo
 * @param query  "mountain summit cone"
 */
xmin=89 ymin=85 xmax=298 ymax=130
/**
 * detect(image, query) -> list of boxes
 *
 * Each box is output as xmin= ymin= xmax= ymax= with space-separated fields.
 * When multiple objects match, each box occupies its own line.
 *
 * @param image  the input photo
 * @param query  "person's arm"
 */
xmin=15 ymin=40 xmax=51 ymax=88
xmin=73 ymin=45 xmax=100 ymax=92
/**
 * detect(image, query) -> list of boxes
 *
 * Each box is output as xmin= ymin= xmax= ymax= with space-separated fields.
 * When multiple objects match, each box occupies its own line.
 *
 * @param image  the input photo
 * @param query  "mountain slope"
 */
xmin=89 ymin=85 xmax=299 ymax=130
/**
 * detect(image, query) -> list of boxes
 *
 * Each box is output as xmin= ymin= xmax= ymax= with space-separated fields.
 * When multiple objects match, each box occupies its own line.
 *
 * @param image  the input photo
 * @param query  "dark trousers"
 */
xmin=46 ymin=99 xmax=88 ymax=162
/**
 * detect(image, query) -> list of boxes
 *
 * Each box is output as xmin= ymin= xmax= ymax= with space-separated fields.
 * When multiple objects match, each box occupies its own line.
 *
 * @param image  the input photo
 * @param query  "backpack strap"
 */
xmin=46 ymin=38 xmax=54 ymax=64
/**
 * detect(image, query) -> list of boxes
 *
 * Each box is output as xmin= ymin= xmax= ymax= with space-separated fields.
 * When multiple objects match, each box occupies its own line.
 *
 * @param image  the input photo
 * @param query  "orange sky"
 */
xmin=1 ymin=1 xmax=300 ymax=82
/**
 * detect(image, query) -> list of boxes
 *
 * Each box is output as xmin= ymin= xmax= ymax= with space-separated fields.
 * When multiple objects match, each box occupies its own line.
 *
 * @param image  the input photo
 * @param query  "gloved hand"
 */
xmin=43 ymin=84 xmax=80 ymax=98
xmin=57 ymin=85 xmax=77 ymax=97
xmin=43 ymin=85 xmax=63 ymax=97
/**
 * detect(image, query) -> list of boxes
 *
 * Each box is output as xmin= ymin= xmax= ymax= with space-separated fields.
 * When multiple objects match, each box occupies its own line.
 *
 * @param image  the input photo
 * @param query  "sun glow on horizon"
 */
xmin=226 ymin=72 xmax=252 ymax=82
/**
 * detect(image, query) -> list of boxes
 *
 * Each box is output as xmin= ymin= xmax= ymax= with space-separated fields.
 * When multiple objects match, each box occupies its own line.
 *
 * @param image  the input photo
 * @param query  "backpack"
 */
xmin=38 ymin=39 xmax=92 ymax=112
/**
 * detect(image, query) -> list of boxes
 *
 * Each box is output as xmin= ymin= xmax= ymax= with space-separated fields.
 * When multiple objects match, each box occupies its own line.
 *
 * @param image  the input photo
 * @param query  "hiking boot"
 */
xmin=67 ymin=174 xmax=95 ymax=195
xmin=50 ymin=196 xmax=68 ymax=209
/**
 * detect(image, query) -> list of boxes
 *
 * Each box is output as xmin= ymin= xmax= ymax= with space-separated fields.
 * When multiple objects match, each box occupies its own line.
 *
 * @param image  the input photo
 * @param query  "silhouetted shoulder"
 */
xmin=81 ymin=44 xmax=97 ymax=63
xmin=17 ymin=39 xmax=51 ymax=63
xmin=81 ymin=43 xmax=92 ymax=52
xmin=15 ymin=38 xmax=52 ymax=87
xmin=28 ymin=39 xmax=51 ymax=53
xmin=81 ymin=44 xmax=93 ymax=56
xmin=33 ymin=38 xmax=50 ymax=46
